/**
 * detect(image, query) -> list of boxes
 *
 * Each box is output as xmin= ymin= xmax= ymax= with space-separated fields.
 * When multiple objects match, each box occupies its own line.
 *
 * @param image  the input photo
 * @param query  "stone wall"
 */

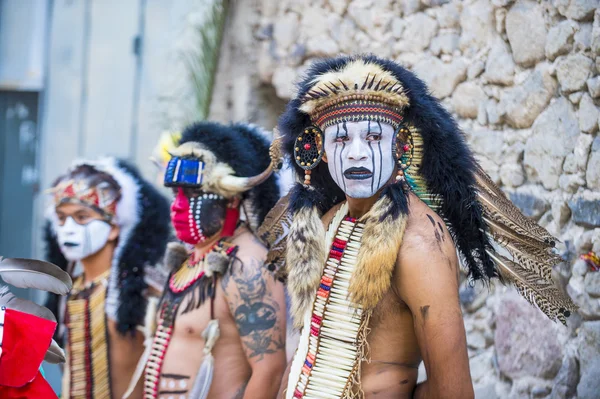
xmin=212 ymin=0 xmax=600 ymax=397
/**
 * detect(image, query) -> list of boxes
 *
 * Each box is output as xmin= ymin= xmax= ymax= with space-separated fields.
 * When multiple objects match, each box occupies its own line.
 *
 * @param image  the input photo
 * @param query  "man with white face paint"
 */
xmin=277 ymin=55 xmax=574 ymax=399
xmin=323 ymin=120 xmax=395 ymax=199
xmin=44 ymin=158 xmax=171 ymax=399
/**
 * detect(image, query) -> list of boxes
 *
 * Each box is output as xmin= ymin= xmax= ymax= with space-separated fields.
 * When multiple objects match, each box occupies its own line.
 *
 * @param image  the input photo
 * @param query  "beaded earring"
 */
xmin=294 ymin=126 xmax=324 ymax=185
xmin=395 ymin=125 xmax=413 ymax=188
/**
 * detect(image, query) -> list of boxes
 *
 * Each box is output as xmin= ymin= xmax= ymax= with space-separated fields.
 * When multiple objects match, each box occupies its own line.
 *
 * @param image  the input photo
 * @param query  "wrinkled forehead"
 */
xmin=323 ymin=121 xmax=396 ymax=137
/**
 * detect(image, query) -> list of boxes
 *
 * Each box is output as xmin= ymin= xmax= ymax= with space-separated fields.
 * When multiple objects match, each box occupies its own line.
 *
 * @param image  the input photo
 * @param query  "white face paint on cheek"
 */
xmin=324 ymin=121 xmax=396 ymax=199
xmin=55 ymin=217 xmax=112 ymax=261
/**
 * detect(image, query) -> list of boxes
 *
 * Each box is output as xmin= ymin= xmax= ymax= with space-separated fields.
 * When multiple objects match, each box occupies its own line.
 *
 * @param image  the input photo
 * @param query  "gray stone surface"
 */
xmin=588 ymin=76 xmax=600 ymax=98
xmin=459 ymin=0 xmax=494 ymax=54
xmin=508 ymin=191 xmax=550 ymax=219
xmin=556 ymin=0 xmax=600 ymax=21
xmin=402 ymin=13 xmax=439 ymax=52
xmin=587 ymin=137 xmax=600 ymax=189
xmin=556 ymin=53 xmax=594 ymax=93
xmin=579 ymin=93 xmax=600 ymax=133
xmin=500 ymin=66 xmax=557 ymax=128
xmin=413 ymin=56 xmax=467 ymax=99
xmin=495 ymin=293 xmax=565 ymax=379
xmin=545 ymin=20 xmax=577 ymax=60
xmin=593 ymin=9 xmax=600 ymax=54
xmin=452 ymin=81 xmax=486 ymax=118
xmin=569 ymin=196 xmax=600 ymax=228
xmin=436 ymin=2 xmax=460 ymax=29
xmin=524 ymin=98 xmax=579 ymax=189
xmin=550 ymin=356 xmax=579 ymax=399
xmin=574 ymin=22 xmax=593 ymax=51
xmin=484 ymin=36 xmax=515 ymax=85
xmin=563 ymin=133 xmax=594 ymax=174
xmin=506 ymin=0 xmax=547 ymax=67
xmin=430 ymin=32 xmax=459 ymax=55
xmin=584 ymin=272 xmax=600 ymax=296
xmin=577 ymin=321 xmax=600 ymax=398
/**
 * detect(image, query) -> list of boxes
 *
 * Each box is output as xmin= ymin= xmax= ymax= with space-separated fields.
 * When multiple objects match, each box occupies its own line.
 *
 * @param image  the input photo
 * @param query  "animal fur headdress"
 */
xmin=172 ymin=121 xmax=282 ymax=230
xmin=44 ymin=157 xmax=171 ymax=335
xmin=279 ymin=54 xmax=575 ymax=326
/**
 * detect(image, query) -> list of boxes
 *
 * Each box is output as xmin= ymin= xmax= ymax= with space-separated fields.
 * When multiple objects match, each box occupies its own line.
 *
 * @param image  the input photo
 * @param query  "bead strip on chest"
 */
xmin=65 ymin=274 xmax=111 ymax=399
xmin=143 ymin=303 xmax=177 ymax=399
xmin=287 ymin=204 xmax=366 ymax=399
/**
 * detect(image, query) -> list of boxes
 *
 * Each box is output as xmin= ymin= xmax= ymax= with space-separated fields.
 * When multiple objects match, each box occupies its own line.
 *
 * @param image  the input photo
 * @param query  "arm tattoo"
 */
xmin=224 ymin=258 xmax=285 ymax=361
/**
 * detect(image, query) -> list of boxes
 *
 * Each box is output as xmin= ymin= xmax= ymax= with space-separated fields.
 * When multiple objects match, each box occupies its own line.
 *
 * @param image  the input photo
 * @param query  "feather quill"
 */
xmin=44 ymin=339 xmax=66 ymax=364
xmin=188 ymin=320 xmax=220 ymax=399
xmin=0 ymin=285 xmax=56 ymax=322
xmin=257 ymin=193 xmax=292 ymax=280
xmin=487 ymin=250 xmax=576 ymax=325
xmin=0 ymin=257 xmax=72 ymax=295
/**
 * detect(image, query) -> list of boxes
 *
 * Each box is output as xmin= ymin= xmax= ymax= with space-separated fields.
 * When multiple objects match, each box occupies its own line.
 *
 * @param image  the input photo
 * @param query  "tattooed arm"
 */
xmin=396 ymin=199 xmax=473 ymax=399
xmin=222 ymin=232 xmax=287 ymax=399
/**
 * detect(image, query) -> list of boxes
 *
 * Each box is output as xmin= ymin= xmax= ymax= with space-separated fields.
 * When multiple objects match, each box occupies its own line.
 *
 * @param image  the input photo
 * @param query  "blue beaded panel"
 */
xmin=164 ymin=157 xmax=205 ymax=187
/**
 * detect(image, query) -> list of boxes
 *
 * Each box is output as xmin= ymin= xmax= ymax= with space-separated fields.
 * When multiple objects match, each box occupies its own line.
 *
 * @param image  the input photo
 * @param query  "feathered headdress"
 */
xmin=44 ymin=157 xmax=171 ymax=334
xmin=279 ymin=54 xmax=575 ymax=326
xmin=167 ymin=122 xmax=282 ymax=231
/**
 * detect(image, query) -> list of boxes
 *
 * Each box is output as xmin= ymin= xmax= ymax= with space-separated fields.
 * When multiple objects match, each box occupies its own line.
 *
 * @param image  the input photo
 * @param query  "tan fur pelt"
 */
xmin=299 ymin=59 xmax=410 ymax=115
xmin=164 ymin=242 xmax=189 ymax=272
xmin=349 ymin=195 xmax=408 ymax=310
xmin=286 ymin=206 xmax=327 ymax=328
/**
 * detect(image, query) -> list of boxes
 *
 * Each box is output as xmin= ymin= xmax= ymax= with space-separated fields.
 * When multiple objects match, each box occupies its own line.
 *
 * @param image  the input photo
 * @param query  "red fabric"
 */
xmin=221 ymin=207 xmax=240 ymax=237
xmin=0 ymin=371 xmax=57 ymax=399
xmin=0 ymin=308 xmax=56 ymax=387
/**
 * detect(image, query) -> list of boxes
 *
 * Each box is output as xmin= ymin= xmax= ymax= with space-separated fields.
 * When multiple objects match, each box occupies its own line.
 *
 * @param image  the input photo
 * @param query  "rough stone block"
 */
xmin=506 ymin=0 xmax=547 ymax=66
xmin=556 ymin=53 xmax=594 ymax=93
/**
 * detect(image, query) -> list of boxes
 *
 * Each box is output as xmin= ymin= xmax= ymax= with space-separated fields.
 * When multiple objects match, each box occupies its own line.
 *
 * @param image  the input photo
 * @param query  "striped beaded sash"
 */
xmin=286 ymin=204 xmax=368 ymax=399
xmin=64 ymin=273 xmax=111 ymax=399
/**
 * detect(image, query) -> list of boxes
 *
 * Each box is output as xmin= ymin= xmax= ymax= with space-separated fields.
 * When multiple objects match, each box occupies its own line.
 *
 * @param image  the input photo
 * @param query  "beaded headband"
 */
xmin=51 ymin=179 xmax=119 ymax=221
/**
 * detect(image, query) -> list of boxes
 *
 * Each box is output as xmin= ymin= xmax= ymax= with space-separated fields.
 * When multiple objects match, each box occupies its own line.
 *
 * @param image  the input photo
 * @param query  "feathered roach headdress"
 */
xmin=280 ymin=54 xmax=575 ymax=326
xmin=44 ymin=157 xmax=171 ymax=334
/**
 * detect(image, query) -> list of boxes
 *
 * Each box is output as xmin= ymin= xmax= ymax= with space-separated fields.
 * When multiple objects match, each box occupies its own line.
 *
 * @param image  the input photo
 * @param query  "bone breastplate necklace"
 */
xmin=286 ymin=203 xmax=370 ymax=399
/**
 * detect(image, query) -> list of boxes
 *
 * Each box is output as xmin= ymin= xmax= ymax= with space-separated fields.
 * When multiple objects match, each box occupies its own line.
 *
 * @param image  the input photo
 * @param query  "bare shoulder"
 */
xmin=400 ymin=195 xmax=457 ymax=261
xmin=229 ymin=226 xmax=268 ymax=262
xmin=321 ymin=201 xmax=345 ymax=227
xmin=395 ymin=194 xmax=459 ymax=287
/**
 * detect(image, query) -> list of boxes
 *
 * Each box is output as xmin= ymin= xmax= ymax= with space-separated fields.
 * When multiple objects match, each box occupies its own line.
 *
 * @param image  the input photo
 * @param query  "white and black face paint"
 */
xmin=54 ymin=216 xmax=112 ymax=262
xmin=188 ymin=192 xmax=227 ymax=242
xmin=323 ymin=120 xmax=396 ymax=199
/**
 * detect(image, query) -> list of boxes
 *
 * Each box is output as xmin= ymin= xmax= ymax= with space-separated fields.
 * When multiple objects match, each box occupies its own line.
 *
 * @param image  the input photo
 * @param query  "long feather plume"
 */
xmin=0 ymin=285 xmax=56 ymax=322
xmin=474 ymin=167 xmax=577 ymax=324
xmin=0 ymin=257 xmax=72 ymax=295
xmin=487 ymin=250 xmax=576 ymax=325
xmin=475 ymin=168 xmax=555 ymax=246
xmin=44 ymin=339 xmax=66 ymax=364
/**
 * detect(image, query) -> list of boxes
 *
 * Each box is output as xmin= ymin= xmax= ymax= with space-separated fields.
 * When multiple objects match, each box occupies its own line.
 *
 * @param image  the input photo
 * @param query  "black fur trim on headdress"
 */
xmin=279 ymin=54 xmax=496 ymax=282
xmin=179 ymin=122 xmax=280 ymax=226
xmin=44 ymin=159 xmax=171 ymax=336
xmin=113 ymin=159 xmax=171 ymax=334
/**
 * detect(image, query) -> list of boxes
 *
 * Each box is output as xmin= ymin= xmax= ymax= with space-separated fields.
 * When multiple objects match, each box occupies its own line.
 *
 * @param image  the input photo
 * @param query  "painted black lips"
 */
xmin=343 ymin=167 xmax=373 ymax=180
xmin=63 ymin=242 xmax=79 ymax=247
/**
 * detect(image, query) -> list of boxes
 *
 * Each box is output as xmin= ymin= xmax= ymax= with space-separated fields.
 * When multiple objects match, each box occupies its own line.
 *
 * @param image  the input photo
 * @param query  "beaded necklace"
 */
xmin=286 ymin=203 xmax=370 ymax=399
xmin=144 ymin=239 xmax=237 ymax=399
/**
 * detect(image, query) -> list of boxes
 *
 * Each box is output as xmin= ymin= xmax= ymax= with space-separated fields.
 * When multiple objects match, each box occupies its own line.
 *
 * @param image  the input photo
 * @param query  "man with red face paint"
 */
xmin=138 ymin=122 xmax=287 ymax=399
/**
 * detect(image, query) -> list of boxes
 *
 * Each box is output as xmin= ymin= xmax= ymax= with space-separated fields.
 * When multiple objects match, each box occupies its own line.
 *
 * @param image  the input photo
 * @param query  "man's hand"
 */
xmin=396 ymin=200 xmax=474 ymax=399
xmin=222 ymin=233 xmax=287 ymax=399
